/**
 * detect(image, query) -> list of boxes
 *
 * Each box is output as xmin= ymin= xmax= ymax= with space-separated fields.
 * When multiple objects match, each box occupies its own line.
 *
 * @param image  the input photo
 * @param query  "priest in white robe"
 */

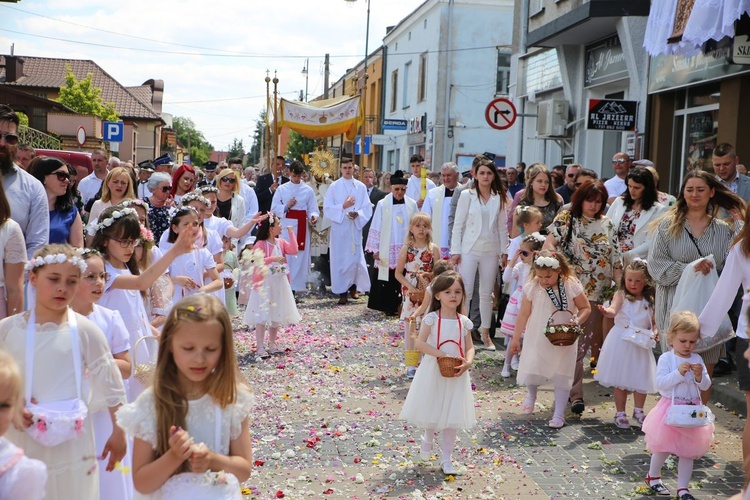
xmin=405 ymin=153 xmax=436 ymax=209
xmin=422 ymin=162 xmax=460 ymax=259
xmin=365 ymin=171 xmax=418 ymax=315
xmin=272 ymin=161 xmax=319 ymax=293
xmin=323 ymin=158 xmax=372 ymax=305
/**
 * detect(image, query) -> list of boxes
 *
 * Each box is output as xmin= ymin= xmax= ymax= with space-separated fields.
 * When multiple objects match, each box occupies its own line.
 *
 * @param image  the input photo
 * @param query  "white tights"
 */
xmin=649 ymin=452 xmax=693 ymax=491
xmin=422 ymin=428 xmax=458 ymax=463
xmin=526 ymin=385 xmax=570 ymax=420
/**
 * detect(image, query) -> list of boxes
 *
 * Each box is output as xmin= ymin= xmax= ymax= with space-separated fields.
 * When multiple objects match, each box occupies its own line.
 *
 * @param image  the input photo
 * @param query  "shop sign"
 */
xmin=585 ymin=35 xmax=628 ymax=87
xmin=407 ymin=114 xmax=426 ymax=135
xmin=733 ymin=15 xmax=750 ymax=64
xmin=649 ymin=38 xmax=750 ymax=93
xmin=586 ymin=99 xmax=637 ymax=131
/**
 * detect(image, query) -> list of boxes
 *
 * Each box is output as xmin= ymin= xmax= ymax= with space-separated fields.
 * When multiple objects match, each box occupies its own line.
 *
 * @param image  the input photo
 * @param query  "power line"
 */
xmin=166 ymin=91 xmax=297 ymax=105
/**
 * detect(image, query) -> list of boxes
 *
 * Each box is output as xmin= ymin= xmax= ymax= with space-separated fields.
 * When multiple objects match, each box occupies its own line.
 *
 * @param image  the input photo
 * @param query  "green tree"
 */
xmin=172 ymin=116 xmax=213 ymax=167
xmin=247 ymin=110 xmax=266 ymax=166
xmin=55 ymin=66 xmax=119 ymax=121
xmin=16 ymin=112 xmax=29 ymax=127
xmin=227 ymin=138 xmax=245 ymax=163
xmin=285 ymin=130 xmax=317 ymax=163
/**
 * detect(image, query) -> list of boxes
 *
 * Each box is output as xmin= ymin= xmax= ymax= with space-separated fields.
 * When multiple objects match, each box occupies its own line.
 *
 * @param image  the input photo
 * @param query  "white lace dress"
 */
xmin=0 ymin=436 xmax=47 ymax=500
xmin=0 ymin=312 xmax=127 ymax=500
xmin=116 ymin=387 xmax=254 ymax=500
xmin=0 ymin=219 xmax=27 ymax=319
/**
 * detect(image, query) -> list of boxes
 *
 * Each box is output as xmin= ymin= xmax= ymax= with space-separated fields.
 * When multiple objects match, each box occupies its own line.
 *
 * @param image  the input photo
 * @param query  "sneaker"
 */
xmin=501 ymin=366 xmax=511 ymax=378
xmin=510 ymin=353 xmax=520 ymax=370
xmin=406 ymin=367 xmax=417 ymax=379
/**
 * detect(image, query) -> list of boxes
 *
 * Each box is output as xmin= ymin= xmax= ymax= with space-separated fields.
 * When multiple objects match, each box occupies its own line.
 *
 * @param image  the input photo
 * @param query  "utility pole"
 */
xmin=324 ymin=54 xmax=330 ymax=99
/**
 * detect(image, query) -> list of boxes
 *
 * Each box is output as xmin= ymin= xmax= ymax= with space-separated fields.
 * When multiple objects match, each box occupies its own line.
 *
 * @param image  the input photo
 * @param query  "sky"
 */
xmin=0 ymin=0 xmax=424 ymax=152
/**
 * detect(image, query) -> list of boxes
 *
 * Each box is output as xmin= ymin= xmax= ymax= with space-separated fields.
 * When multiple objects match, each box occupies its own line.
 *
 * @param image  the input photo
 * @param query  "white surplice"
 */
xmin=422 ymin=185 xmax=453 ymax=258
xmin=323 ymin=177 xmax=372 ymax=294
xmin=405 ymin=175 xmax=436 ymax=202
xmin=271 ymin=181 xmax=320 ymax=291
xmin=365 ymin=194 xmax=417 ymax=274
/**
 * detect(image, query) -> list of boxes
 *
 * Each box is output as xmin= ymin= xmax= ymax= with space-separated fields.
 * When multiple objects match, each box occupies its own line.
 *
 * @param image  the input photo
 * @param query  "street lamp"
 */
xmin=301 ymin=58 xmax=309 ymax=102
xmin=344 ymin=0 xmax=371 ymax=169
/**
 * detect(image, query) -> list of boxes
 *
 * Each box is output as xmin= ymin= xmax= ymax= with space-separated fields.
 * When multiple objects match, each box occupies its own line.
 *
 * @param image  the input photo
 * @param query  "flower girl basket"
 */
xmin=131 ymin=335 xmax=159 ymax=387
xmin=544 ymin=310 xmax=582 ymax=347
xmin=436 ymin=311 xmax=464 ymax=377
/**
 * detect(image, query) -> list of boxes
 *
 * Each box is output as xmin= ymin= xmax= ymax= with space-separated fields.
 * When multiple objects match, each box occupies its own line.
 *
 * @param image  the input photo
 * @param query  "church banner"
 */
xmin=278 ymin=95 xmax=363 ymax=140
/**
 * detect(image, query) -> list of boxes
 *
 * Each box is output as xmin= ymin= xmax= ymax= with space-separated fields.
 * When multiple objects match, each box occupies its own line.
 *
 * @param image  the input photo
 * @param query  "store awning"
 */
xmin=645 ymin=0 xmax=750 ymax=56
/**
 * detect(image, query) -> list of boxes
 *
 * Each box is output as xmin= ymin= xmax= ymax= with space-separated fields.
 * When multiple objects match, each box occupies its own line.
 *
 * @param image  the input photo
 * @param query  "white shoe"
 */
xmin=419 ymin=448 xmax=431 ymax=461
xmin=511 ymin=354 xmax=520 ymax=370
xmin=501 ymin=367 xmax=511 ymax=378
xmin=441 ymin=460 xmax=462 ymax=475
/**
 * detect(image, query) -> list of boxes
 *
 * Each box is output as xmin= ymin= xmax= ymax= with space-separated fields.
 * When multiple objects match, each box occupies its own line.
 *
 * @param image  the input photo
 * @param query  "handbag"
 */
xmin=664 ymin=356 xmax=714 ymax=428
xmin=24 ymin=309 xmax=89 ymax=448
xmin=622 ymin=300 xmax=656 ymax=350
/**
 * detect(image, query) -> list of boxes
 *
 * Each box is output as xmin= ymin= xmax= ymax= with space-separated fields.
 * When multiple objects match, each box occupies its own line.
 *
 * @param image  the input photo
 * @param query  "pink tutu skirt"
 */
xmin=642 ymin=397 xmax=714 ymax=459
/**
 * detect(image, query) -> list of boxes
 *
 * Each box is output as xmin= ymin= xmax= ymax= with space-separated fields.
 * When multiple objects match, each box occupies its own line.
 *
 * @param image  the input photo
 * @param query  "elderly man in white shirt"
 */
xmin=423 ymin=162 xmax=459 ymax=258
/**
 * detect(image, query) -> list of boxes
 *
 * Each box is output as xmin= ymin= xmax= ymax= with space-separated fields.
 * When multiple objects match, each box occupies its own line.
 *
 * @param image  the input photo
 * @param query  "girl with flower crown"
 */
xmin=90 ymin=206 xmax=197 ymax=401
xmin=0 ymin=244 xmax=128 ymax=499
xmin=242 ymin=212 xmax=301 ymax=359
xmin=509 ymin=249 xmax=590 ymax=429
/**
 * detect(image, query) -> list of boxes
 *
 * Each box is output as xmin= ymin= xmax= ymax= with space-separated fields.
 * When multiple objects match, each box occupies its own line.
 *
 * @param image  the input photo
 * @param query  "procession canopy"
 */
xmin=278 ymin=95 xmax=363 ymax=140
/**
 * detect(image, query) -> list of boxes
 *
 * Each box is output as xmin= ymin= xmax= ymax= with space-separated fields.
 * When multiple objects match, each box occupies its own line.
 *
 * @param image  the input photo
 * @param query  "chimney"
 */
xmin=4 ymin=55 xmax=24 ymax=83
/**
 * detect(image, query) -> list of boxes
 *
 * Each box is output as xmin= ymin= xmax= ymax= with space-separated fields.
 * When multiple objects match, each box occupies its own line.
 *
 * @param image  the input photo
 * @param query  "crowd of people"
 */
xmin=1 ymin=98 xmax=750 ymax=499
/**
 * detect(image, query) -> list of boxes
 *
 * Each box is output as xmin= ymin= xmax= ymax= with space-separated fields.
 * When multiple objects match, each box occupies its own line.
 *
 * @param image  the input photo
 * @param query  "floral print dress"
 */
xmin=617 ymin=209 xmax=641 ymax=253
xmin=548 ymin=211 xmax=622 ymax=303
xmin=399 ymin=244 xmax=435 ymax=321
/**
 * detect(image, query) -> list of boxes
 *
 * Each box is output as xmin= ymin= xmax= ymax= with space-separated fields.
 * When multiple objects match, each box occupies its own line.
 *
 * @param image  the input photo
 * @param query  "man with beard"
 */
xmin=0 ymin=105 xmax=49 ymax=256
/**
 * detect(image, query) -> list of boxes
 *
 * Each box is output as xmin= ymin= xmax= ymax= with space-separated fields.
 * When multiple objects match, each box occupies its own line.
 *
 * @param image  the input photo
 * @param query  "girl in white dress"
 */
xmin=90 ymin=206 xmax=197 ymax=401
xmin=116 ymin=295 xmax=253 ymax=500
xmin=0 ymin=350 xmax=47 ymax=499
xmin=508 ymin=250 xmax=591 ymax=428
xmin=163 ymin=207 xmax=222 ymax=303
xmin=0 ymin=244 xmax=128 ymax=499
xmin=242 ymin=213 xmax=301 ymax=359
xmin=400 ymin=271 xmax=476 ymax=476
xmin=595 ymin=259 xmax=658 ymax=428
xmin=499 ymin=232 xmax=545 ymax=378
xmin=71 ymin=249 xmax=133 ymax=500
xmin=182 ymin=193 xmax=226 ymax=306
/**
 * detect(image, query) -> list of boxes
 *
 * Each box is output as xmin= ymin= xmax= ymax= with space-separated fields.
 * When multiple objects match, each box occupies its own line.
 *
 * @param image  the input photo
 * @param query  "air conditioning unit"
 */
xmin=536 ymin=99 xmax=569 ymax=137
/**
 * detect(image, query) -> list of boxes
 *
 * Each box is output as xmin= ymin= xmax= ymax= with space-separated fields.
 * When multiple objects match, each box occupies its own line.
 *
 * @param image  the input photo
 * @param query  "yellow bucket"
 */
xmin=405 ymin=350 xmax=421 ymax=367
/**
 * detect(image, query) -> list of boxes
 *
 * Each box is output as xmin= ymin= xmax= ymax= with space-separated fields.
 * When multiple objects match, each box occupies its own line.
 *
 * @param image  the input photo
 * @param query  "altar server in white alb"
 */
xmin=406 ymin=154 xmax=436 ymax=210
xmin=272 ymin=160 xmax=319 ymax=293
xmin=365 ymin=170 xmax=418 ymax=315
xmin=423 ymin=162 xmax=460 ymax=258
xmin=323 ymin=157 xmax=373 ymax=305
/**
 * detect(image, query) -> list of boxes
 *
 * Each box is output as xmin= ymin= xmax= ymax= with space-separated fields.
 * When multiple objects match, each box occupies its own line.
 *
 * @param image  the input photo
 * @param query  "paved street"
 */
xmin=236 ymin=292 xmax=746 ymax=499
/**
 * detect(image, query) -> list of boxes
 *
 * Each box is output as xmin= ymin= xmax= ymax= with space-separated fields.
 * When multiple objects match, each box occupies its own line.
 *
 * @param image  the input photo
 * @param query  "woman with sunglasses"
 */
xmin=215 ymin=168 xmax=247 ymax=229
xmin=144 ymin=172 xmax=173 ymax=244
xmin=87 ymin=166 xmax=136 ymax=223
xmin=29 ymin=156 xmax=84 ymax=247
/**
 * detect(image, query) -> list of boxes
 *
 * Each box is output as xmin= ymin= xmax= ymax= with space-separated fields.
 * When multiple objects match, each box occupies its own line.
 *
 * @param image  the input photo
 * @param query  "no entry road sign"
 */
xmin=485 ymin=98 xmax=517 ymax=130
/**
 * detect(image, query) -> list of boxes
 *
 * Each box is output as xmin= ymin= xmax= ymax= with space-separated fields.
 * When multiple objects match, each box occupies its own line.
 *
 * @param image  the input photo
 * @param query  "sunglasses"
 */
xmin=51 ymin=171 xmax=70 ymax=182
xmin=566 ymin=173 xmax=576 ymax=178
xmin=161 ymin=186 xmax=172 ymax=193
xmin=611 ymin=159 xmax=627 ymax=164
xmin=519 ymin=250 xmax=530 ymax=257
xmin=221 ymin=177 xmax=236 ymax=184
xmin=0 ymin=133 xmax=19 ymax=145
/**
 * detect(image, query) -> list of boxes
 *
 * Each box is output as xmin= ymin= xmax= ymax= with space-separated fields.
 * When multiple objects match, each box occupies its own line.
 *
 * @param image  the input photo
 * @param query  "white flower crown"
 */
xmin=181 ymin=192 xmax=210 ymax=207
xmin=86 ymin=207 xmax=138 ymax=237
xmin=25 ymin=253 xmax=88 ymax=273
xmin=527 ymin=232 xmax=546 ymax=244
xmin=534 ymin=255 xmax=560 ymax=269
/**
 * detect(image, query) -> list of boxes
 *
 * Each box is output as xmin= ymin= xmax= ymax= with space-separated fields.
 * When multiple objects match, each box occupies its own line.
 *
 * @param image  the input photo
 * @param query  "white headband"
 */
xmin=26 ymin=253 xmax=87 ymax=273
xmin=86 ymin=207 xmax=138 ymax=237
xmin=534 ymin=255 xmax=560 ymax=269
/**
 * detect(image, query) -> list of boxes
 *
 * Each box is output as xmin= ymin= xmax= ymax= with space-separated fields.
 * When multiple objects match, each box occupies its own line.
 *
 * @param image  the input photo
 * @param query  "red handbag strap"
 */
xmin=437 ymin=309 xmax=464 ymax=358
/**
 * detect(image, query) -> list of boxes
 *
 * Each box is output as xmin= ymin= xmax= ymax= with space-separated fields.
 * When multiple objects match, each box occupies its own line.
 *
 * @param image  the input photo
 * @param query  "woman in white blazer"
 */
xmin=606 ymin=167 xmax=664 ymax=263
xmin=451 ymin=159 xmax=510 ymax=350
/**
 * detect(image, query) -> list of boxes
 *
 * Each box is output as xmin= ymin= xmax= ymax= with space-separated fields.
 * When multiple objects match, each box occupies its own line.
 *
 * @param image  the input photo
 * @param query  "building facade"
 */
xmin=380 ymin=0 xmax=515 ymax=173
xmin=508 ymin=0 xmax=650 ymax=179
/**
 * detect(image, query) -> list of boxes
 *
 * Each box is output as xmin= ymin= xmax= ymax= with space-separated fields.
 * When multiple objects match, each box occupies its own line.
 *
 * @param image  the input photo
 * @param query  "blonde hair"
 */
xmin=153 ymin=295 xmax=243 ymax=472
xmin=216 ymin=169 xmax=241 ymax=194
xmin=514 ymin=205 xmax=543 ymax=233
xmin=666 ymin=310 xmax=700 ymax=343
xmin=0 ymin=350 xmax=22 ymax=431
xmin=406 ymin=212 xmax=433 ymax=247
xmin=30 ymin=244 xmax=85 ymax=275
xmin=101 ymin=167 xmax=136 ymax=203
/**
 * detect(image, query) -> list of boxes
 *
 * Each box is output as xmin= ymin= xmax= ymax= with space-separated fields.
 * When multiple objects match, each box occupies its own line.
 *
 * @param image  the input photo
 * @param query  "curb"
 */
xmin=712 ymin=376 xmax=747 ymax=417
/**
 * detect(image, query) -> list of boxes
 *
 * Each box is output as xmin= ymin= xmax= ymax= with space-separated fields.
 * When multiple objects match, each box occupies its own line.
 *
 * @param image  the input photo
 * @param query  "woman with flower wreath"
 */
xmin=543 ymin=180 xmax=622 ymax=415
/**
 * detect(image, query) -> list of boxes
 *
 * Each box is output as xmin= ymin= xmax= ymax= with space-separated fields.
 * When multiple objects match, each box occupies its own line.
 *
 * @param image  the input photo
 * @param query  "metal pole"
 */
xmin=273 ymin=71 xmax=279 ymax=156
xmin=265 ymin=71 xmax=271 ymax=170
xmin=360 ymin=0 xmax=371 ymax=170
xmin=305 ymin=58 xmax=309 ymax=102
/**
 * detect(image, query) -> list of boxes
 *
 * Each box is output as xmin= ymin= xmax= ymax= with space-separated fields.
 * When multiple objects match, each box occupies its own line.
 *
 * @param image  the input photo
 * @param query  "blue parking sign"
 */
xmin=103 ymin=121 xmax=124 ymax=142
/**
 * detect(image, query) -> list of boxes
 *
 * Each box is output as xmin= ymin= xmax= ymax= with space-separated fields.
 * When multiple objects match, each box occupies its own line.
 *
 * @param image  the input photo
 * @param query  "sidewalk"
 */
xmin=236 ymin=293 xmax=746 ymax=499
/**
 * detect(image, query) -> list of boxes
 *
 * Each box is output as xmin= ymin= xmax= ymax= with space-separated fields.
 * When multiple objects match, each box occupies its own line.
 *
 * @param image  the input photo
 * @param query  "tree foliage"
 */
xmin=247 ymin=110 xmax=266 ymax=166
xmin=285 ymin=130 xmax=317 ymax=163
xmin=172 ymin=116 xmax=213 ymax=167
xmin=227 ymin=138 xmax=245 ymax=163
xmin=55 ymin=66 xmax=119 ymax=122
